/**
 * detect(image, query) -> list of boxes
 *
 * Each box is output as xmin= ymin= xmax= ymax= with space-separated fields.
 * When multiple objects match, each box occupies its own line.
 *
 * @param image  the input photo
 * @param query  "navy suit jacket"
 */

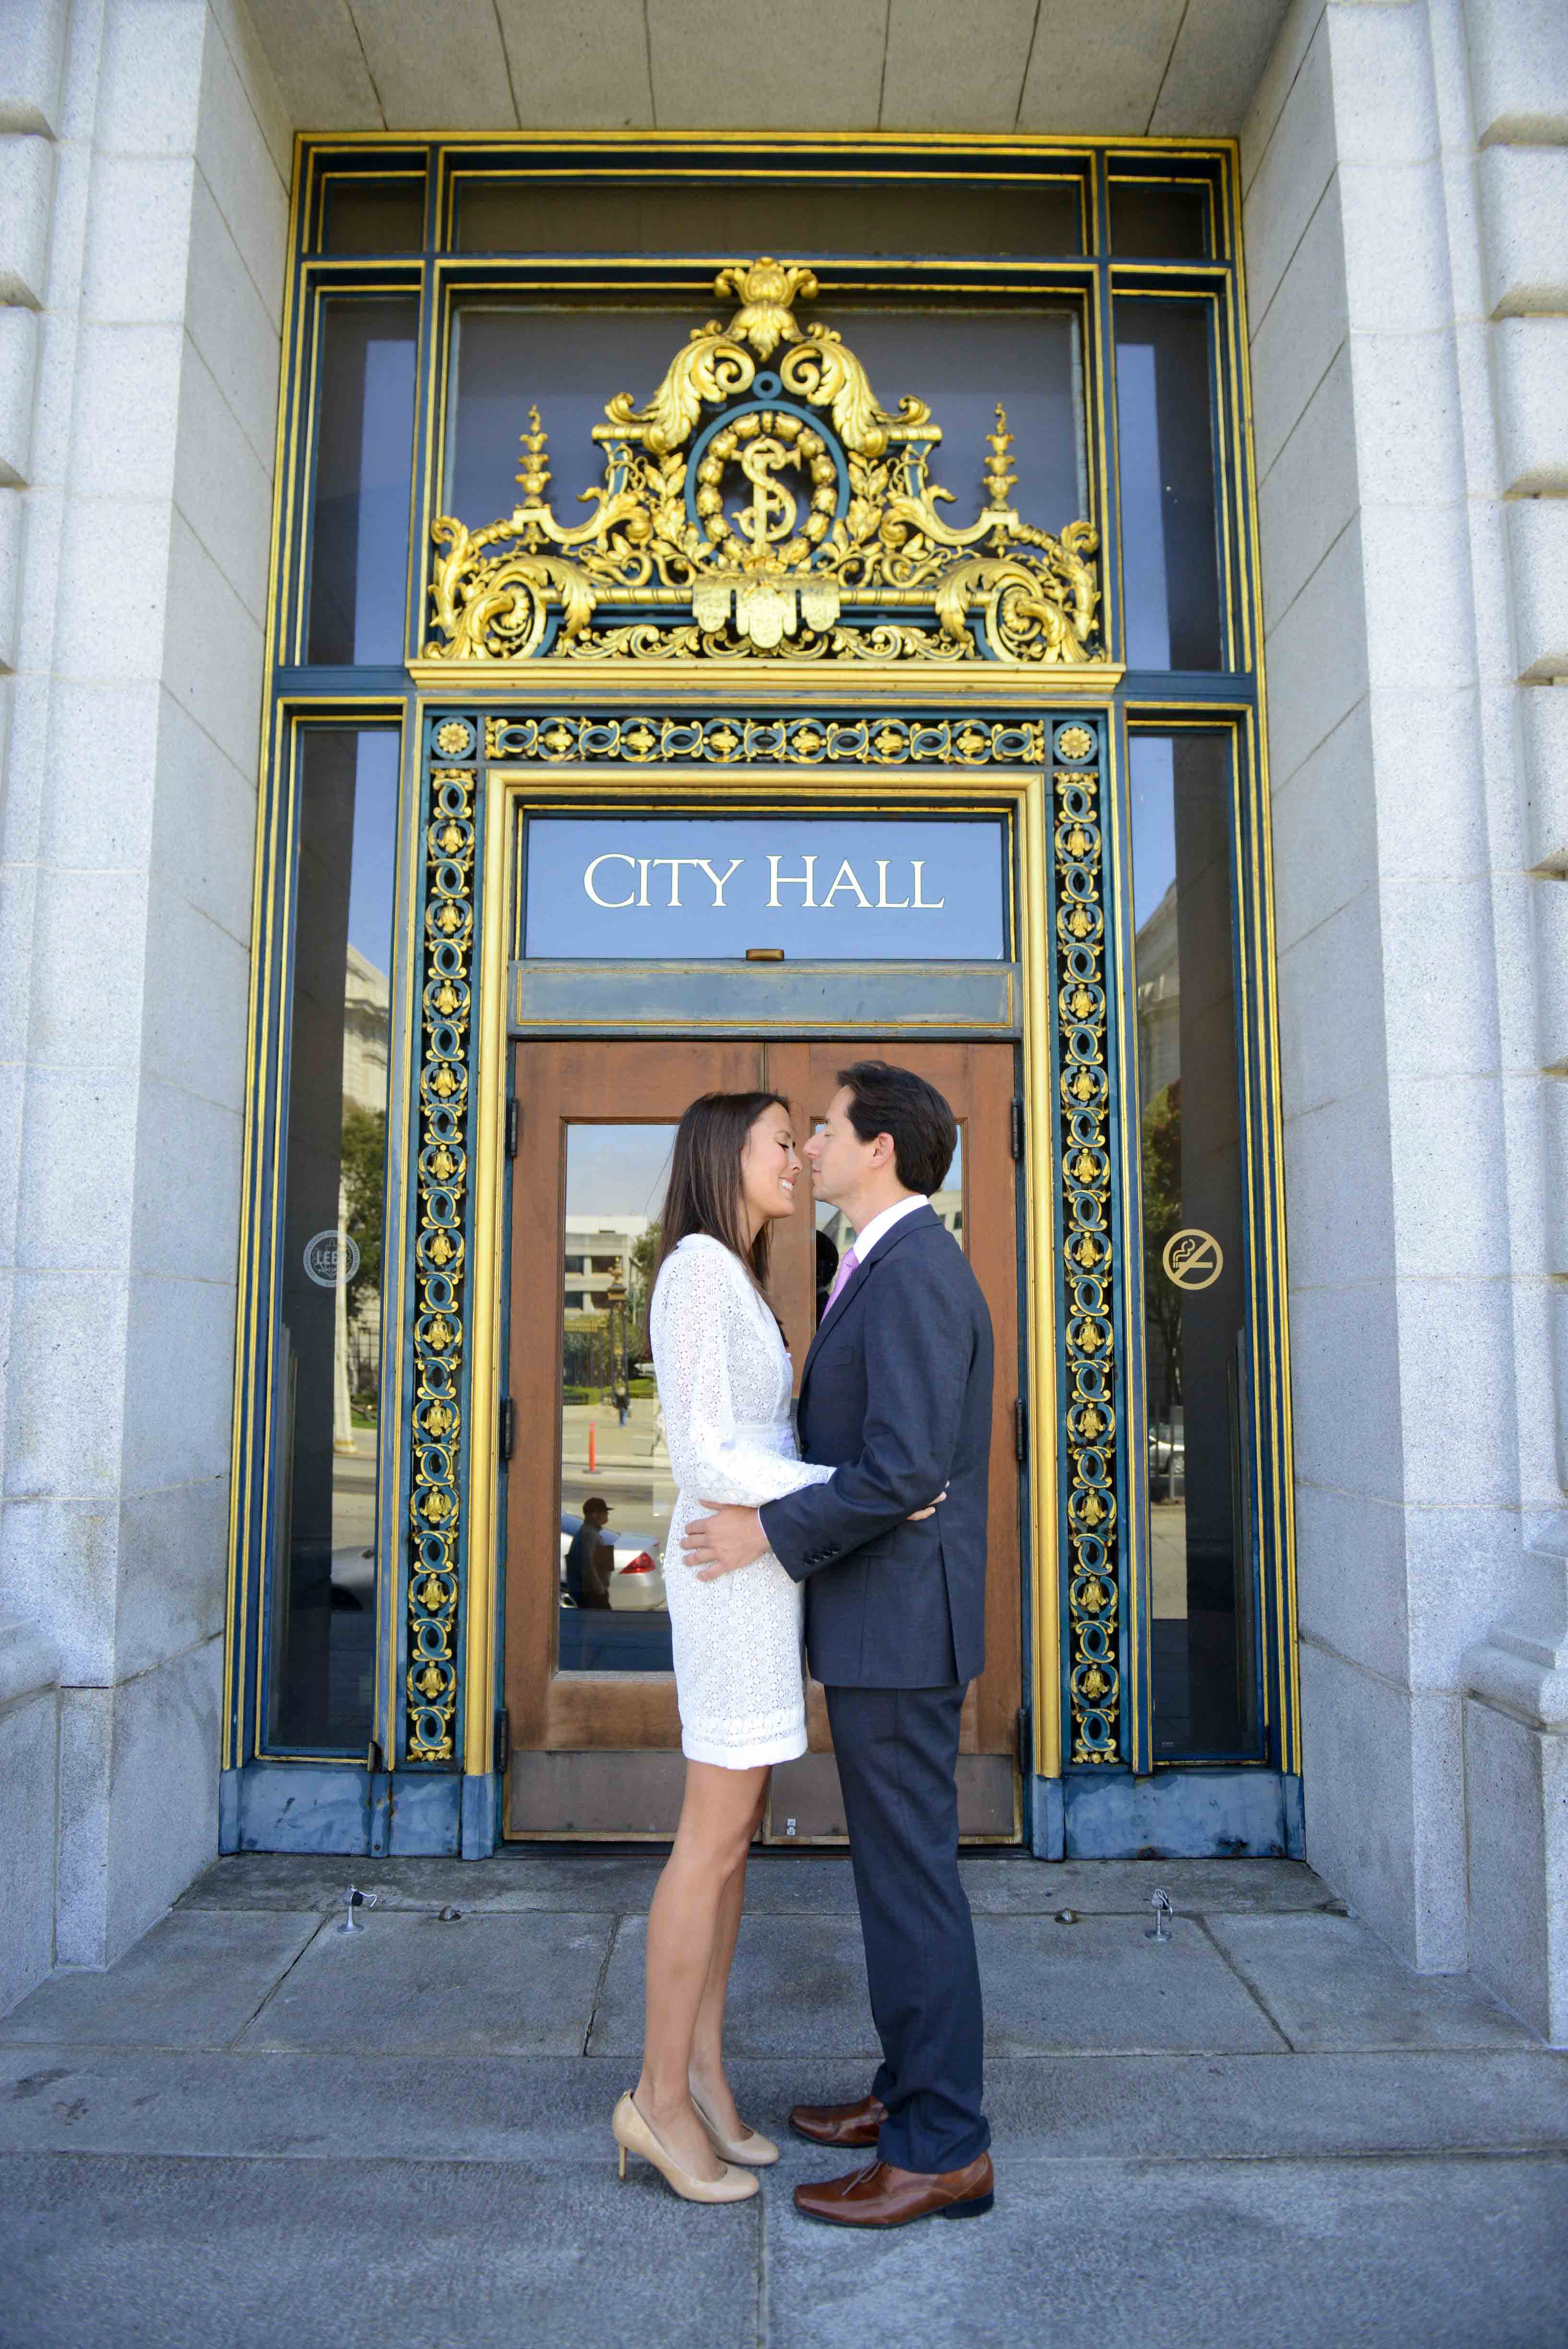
xmin=759 ymin=1204 xmax=993 ymax=1688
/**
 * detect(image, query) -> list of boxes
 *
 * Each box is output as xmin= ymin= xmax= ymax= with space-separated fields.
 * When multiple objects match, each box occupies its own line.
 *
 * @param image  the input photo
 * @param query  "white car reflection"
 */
xmin=558 ymin=1511 xmax=668 ymax=1611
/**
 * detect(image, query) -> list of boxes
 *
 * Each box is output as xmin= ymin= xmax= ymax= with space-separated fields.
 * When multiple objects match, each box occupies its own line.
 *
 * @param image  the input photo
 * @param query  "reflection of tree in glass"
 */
xmin=341 ymin=1105 xmax=386 ymax=1321
xmin=630 ymin=1219 xmax=660 ymax=1359
xmin=1142 ymin=1081 xmax=1183 ymax=1476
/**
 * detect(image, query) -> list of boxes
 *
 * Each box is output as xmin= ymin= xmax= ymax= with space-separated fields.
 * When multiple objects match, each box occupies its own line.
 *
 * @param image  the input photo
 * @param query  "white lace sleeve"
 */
xmin=651 ymin=1245 xmax=835 ymax=1506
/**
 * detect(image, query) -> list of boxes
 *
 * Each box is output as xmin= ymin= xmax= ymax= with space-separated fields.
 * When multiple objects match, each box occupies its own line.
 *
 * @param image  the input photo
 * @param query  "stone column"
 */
xmin=0 ymin=0 xmax=288 ymax=1972
xmin=1455 ymin=0 xmax=1568 ymax=2043
xmin=1244 ymin=0 xmax=1565 ymax=2016
xmin=0 ymin=0 xmax=68 ymax=2014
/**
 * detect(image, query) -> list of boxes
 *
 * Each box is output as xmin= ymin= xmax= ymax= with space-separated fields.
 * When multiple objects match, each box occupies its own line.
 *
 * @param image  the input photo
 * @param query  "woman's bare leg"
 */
xmin=634 ymin=1759 xmax=768 ymax=2180
xmin=689 ymin=1776 xmax=768 ymax=2138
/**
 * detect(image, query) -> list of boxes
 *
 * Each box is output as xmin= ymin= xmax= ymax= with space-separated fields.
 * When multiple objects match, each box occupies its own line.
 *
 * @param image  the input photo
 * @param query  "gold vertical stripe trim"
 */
xmin=1021 ymin=769 xmax=1061 ymax=1778
xmin=463 ymin=760 xmax=512 ymax=1774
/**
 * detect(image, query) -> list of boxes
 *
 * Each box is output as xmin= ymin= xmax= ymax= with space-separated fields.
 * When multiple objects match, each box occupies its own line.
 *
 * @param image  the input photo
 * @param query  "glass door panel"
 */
xmin=504 ymin=1042 xmax=765 ymax=1836
xmin=266 ymin=727 xmax=399 ymax=1753
xmin=765 ymin=1042 xmax=1021 ymax=1843
xmin=557 ymin=1122 xmax=678 ymax=1674
xmin=1128 ymin=734 xmax=1260 ymax=1758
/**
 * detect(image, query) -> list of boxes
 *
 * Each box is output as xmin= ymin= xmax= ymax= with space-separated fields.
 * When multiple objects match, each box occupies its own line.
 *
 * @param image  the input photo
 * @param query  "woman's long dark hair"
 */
xmin=654 ymin=1091 xmax=791 ymax=1302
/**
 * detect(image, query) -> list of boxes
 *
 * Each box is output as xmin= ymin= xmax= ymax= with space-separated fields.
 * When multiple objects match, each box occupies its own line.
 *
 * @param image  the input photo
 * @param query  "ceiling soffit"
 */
xmin=249 ymin=0 xmax=1292 ymax=139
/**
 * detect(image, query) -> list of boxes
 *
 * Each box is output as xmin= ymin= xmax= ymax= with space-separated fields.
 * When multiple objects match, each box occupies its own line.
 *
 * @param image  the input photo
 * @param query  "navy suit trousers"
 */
xmin=826 ymin=1681 xmax=989 ymax=2174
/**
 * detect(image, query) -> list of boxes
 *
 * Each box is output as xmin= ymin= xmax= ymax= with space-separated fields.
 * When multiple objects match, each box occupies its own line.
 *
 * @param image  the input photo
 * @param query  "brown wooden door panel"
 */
xmin=503 ymin=1040 xmax=763 ymax=1765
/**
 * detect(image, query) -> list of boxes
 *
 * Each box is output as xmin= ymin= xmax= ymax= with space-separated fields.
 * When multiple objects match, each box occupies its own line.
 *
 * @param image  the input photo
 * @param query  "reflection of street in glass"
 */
xmin=558 ymin=1391 xmax=677 ymax=1671
xmin=1150 ymin=1501 xmax=1187 ymax=1619
xmin=328 ymin=1424 xmax=377 ymax=1730
xmin=559 ymin=1396 xmax=675 ymax=1544
xmin=557 ymin=1125 xmax=684 ymax=1672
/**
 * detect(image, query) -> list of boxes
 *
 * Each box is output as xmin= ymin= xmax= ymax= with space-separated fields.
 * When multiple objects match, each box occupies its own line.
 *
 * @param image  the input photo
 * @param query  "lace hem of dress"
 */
xmin=681 ymin=1724 xmax=808 ymax=1769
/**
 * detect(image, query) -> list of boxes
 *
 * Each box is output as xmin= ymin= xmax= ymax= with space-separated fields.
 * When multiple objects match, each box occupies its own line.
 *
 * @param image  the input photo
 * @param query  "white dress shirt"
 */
xmin=845 ymin=1191 xmax=929 ymax=1268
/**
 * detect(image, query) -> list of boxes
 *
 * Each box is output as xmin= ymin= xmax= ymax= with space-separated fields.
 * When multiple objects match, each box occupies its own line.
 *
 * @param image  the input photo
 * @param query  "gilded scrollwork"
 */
xmin=424 ymin=259 xmax=1104 ymax=668
xmin=405 ymin=752 xmax=478 ymax=1764
xmin=1050 ymin=731 xmax=1122 ymax=1764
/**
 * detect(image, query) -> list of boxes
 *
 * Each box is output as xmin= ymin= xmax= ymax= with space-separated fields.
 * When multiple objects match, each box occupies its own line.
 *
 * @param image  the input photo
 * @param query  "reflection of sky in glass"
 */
xmin=526 ymin=818 xmax=1006 ymax=961
xmin=447 ymin=305 xmax=1084 ymax=539
xmin=1129 ymin=736 xmax=1177 ymax=931
xmin=1117 ymin=341 xmax=1171 ymax=669
xmin=353 ymin=333 xmax=416 ymax=663
xmin=566 ymin=1126 xmax=678 ymax=1221
xmin=843 ymin=311 xmax=1084 ymax=536
xmin=448 ymin=310 xmax=708 ymax=526
xmin=346 ymin=732 xmax=400 ymax=969
xmin=1115 ymin=301 xmax=1222 ymax=672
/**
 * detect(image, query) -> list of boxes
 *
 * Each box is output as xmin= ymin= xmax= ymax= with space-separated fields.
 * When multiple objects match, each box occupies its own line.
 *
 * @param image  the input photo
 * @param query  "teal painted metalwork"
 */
xmin=224 ymin=137 xmax=1303 ymax=1843
xmin=486 ymin=712 xmax=1048 ymax=767
xmin=402 ymin=715 xmax=481 ymax=1763
xmin=1047 ymin=715 xmax=1129 ymax=1765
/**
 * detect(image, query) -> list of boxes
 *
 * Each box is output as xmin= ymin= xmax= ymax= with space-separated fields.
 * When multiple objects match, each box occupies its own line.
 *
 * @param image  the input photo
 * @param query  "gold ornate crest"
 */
xmin=424 ymin=259 xmax=1104 ymax=669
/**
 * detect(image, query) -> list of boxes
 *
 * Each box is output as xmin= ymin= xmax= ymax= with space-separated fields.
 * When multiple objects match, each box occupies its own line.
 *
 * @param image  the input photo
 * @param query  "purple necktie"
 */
xmin=821 ymin=1245 xmax=860 ymax=1321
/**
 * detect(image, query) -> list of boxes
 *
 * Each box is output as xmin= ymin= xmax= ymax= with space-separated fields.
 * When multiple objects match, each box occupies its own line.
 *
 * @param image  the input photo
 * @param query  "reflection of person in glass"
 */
xmin=612 ymin=1091 xmax=948 ymax=2210
xmin=815 ymin=1225 xmax=839 ymax=1326
xmin=564 ymin=1496 xmax=614 ymax=1610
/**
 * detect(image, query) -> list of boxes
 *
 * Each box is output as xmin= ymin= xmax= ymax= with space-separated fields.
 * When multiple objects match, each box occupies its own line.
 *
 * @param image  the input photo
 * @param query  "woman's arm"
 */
xmin=652 ymin=1249 xmax=835 ymax=1507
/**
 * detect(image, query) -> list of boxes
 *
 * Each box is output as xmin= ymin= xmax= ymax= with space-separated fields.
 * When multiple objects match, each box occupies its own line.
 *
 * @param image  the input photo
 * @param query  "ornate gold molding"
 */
xmin=425 ymin=259 xmax=1104 ymax=671
xmin=1050 ymin=743 xmax=1122 ymax=1765
xmin=406 ymin=758 xmax=477 ymax=1763
xmin=480 ymin=711 xmax=1049 ymax=766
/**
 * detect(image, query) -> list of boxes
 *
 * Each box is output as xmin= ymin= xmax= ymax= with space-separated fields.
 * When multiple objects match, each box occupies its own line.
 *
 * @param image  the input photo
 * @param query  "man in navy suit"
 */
xmin=682 ymin=1061 xmax=995 ymax=2229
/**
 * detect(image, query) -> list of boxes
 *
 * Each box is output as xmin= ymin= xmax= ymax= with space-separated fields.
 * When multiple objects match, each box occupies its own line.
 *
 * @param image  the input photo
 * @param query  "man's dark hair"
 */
xmin=837 ymin=1060 xmax=957 ymax=1197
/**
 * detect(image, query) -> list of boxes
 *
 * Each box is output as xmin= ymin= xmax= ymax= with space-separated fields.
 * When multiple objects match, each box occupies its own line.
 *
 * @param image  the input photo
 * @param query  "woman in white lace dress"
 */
xmin=613 ymin=1090 xmax=832 ymax=2204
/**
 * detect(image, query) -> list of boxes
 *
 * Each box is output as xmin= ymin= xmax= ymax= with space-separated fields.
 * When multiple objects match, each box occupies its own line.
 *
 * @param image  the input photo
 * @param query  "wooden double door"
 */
xmin=503 ymin=1039 xmax=1023 ymax=1841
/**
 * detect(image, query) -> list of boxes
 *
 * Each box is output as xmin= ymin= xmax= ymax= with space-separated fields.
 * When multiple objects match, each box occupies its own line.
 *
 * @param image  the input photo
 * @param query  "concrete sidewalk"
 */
xmin=2 ymin=1853 xmax=1565 ymax=2349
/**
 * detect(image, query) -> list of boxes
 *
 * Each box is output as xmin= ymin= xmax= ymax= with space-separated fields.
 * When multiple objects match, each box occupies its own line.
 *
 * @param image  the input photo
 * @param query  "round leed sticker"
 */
xmin=1161 ymin=1228 xmax=1224 ymax=1291
xmin=303 ymin=1230 xmax=360 ymax=1288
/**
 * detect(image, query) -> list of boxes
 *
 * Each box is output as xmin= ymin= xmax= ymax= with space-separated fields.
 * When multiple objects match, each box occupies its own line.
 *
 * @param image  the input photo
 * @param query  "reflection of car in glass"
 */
xmin=1147 ymin=1417 xmax=1186 ymax=1498
xmin=558 ymin=1512 xmax=667 ymax=1610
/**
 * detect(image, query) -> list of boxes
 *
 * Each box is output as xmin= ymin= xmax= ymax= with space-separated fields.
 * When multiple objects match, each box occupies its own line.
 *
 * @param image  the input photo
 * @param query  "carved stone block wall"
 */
xmin=0 ymin=0 xmax=288 ymax=1990
xmin=1247 ymin=0 xmax=1568 ymax=2033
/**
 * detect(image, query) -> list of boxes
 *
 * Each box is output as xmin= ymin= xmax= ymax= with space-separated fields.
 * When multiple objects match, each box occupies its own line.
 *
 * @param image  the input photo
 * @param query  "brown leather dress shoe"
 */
xmin=794 ymin=2153 xmax=994 ymax=2229
xmin=788 ymin=2093 xmax=887 ymax=2150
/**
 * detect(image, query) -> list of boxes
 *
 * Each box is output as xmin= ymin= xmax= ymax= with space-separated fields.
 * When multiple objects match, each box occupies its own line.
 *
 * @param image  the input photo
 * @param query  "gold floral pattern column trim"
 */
xmin=405 ymin=749 xmax=477 ymax=1763
xmin=1051 ymin=730 xmax=1121 ymax=1764
xmin=482 ymin=712 xmax=1047 ymax=766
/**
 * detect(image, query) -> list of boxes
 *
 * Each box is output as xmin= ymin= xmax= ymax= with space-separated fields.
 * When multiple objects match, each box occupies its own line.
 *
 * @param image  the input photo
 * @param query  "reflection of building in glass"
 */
xmin=562 ymin=1215 xmax=645 ymax=1312
xmin=1135 ymin=870 xmax=1184 ymax=1497
xmin=1135 ymin=877 xmax=1180 ymax=1108
xmin=343 ymin=945 xmax=389 ymax=1111
xmin=340 ymin=946 xmax=389 ymax=1403
xmin=563 ymin=1214 xmax=654 ymax=1389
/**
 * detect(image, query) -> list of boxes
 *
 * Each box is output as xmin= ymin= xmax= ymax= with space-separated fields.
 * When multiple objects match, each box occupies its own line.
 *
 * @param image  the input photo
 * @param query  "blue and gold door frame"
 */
xmin=220 ymin=208 xmax=1300 ymax=1860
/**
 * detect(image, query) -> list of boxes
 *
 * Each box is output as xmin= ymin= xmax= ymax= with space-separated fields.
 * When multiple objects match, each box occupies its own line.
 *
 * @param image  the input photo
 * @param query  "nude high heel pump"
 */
xmin=612 ymin=2091 xmax=759 ymax=2204
xmin=690 ymin=2089 xmax=780 ymax=2168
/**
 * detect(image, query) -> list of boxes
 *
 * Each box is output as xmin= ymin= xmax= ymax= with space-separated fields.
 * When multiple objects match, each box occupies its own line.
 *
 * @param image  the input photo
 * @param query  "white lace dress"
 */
xmin=649 ymin=1234 xmax=835 ymax=1768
